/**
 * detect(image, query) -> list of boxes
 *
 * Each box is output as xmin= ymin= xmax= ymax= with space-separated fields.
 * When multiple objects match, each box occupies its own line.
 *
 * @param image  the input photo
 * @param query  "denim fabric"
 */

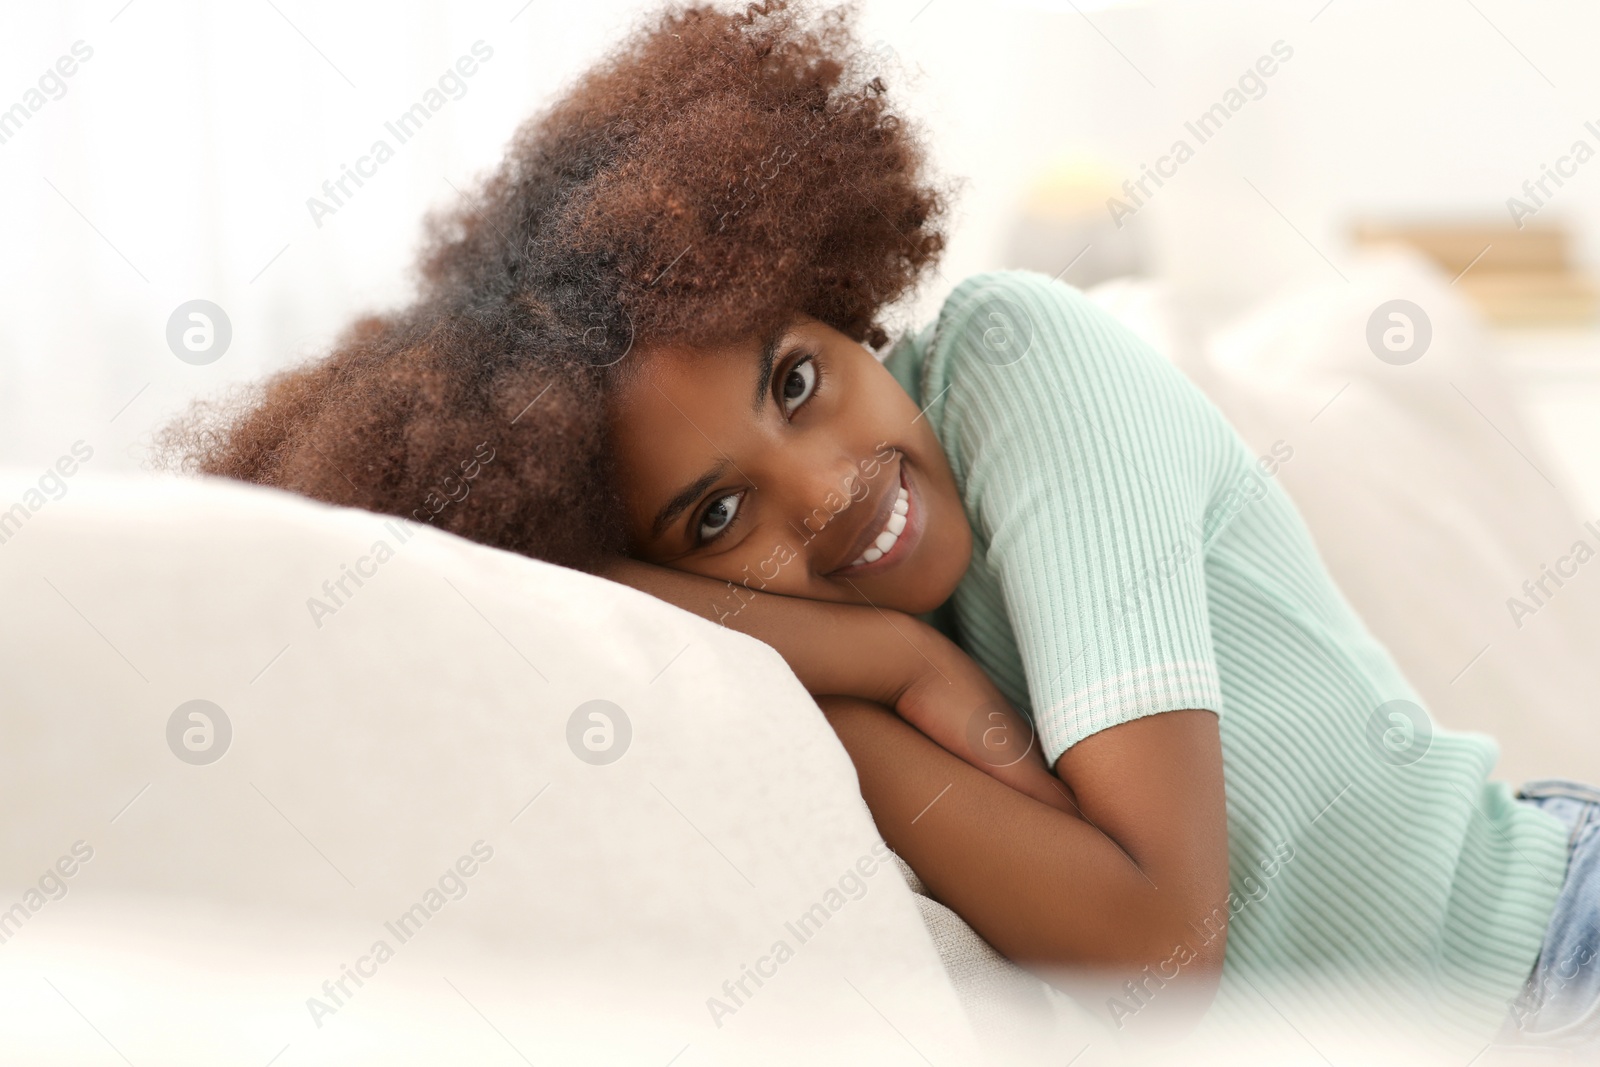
xmin=1500 ymin=779 xmax=1600 ymax=1049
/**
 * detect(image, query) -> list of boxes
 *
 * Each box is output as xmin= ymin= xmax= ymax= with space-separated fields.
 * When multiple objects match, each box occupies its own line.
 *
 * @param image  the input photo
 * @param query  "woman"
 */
xmin=163 ymin=0 xmax=1598 ymax=1050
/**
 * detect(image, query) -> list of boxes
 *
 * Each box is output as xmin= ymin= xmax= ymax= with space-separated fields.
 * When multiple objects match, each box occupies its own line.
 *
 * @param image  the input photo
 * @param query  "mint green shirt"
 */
xmin=883 ymin=270 xmax=1567 ymax=1040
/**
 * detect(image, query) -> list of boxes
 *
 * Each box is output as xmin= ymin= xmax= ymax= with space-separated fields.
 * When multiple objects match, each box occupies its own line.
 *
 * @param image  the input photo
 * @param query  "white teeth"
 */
xmin=850 ymin=485 xmax=912 ymax=568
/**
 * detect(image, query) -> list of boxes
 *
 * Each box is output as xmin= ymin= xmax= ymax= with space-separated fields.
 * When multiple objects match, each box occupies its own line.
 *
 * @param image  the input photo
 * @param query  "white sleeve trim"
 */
xmin=1035 ymin=660 xmax=1223 ymax=761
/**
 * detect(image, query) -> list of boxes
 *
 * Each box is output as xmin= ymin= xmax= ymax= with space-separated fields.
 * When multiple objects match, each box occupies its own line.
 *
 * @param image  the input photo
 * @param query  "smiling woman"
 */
xmin=160 ymin=0 xmax=944 ymax=578
xmin=155 ymin=0 xmax=1598 ymax=1054
xmin=146 ymin=0 xmax=1243 ymax=1033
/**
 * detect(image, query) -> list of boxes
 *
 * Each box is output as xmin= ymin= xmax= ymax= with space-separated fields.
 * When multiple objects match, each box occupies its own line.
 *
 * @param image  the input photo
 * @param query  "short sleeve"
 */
xmin=919 ymin=271 xmax=1233 ymax=764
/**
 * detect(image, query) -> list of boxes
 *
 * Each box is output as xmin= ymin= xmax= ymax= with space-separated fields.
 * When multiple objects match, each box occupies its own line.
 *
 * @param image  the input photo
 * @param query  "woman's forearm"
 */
xmin=599 ymin=556 xmax=940 ymax=708
xmin=605 ymin=562 xmax=1228 ymax=1027
xmin=604 ymin=558 xmax=1080 ymax=814
xmin=818 ymin=694 xmax=1227 ymax=1031
xmin=601 ymin=556 xmax=1078 ymax=812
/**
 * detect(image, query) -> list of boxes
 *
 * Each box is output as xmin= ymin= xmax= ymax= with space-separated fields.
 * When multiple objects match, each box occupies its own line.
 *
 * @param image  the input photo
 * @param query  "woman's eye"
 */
xmin=780 ymin=356 xmax=817 ymax=415
xmin=697 ymin=491 xmax=742 ymax=542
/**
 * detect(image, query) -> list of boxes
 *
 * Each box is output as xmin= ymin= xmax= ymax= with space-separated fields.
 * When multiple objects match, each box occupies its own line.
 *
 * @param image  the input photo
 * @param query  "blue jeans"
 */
xmin=1500 ymin=779 xmax=1600 ymax=1049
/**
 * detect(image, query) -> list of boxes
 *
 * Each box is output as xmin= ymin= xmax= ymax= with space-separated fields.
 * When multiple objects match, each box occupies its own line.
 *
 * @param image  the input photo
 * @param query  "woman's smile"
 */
xmin=826 ymin=455 xmax=924 ymax=576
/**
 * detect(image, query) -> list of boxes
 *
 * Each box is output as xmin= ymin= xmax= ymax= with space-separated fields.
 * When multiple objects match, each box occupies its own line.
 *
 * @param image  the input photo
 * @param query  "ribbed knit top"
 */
xmin=883 ymin=270 xmax=1567 ymax=1042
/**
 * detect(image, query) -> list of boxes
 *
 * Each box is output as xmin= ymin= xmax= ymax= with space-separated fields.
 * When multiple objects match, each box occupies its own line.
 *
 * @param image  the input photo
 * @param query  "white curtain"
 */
xmin=0 ymin=1 xmax=684 ymax=471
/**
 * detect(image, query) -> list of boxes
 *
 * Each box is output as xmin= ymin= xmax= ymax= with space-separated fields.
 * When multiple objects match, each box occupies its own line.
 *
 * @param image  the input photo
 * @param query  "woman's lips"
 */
xmin=829 ymin=460 xmax=924 ymax=577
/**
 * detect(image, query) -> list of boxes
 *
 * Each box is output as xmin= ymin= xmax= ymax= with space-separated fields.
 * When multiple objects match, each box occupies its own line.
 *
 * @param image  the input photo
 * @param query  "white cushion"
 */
xmin=0 ymin=473 xmax=983 ymax=1064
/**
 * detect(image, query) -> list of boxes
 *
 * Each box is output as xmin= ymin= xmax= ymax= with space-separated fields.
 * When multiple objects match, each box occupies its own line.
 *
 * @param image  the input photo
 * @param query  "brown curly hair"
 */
xmin=161 ymin=0 xmax=947 ymax=572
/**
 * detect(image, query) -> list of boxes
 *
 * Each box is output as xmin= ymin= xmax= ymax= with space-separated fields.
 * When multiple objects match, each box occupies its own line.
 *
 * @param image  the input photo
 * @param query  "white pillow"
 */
xmin=0 ymin=472 xmax=983 ymax=1064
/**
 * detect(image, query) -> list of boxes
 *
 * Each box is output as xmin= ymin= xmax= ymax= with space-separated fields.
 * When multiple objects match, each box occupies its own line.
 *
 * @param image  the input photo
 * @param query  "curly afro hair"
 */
xmin=161 ymin=0 xmax=948 ymax=573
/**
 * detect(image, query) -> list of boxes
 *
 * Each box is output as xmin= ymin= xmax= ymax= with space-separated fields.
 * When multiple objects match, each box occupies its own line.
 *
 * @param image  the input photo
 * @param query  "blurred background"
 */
xmin=4 ymin=0 xmax=1600 ymax=496
xmin=4 ymin=0 xmax=1599 ymax=779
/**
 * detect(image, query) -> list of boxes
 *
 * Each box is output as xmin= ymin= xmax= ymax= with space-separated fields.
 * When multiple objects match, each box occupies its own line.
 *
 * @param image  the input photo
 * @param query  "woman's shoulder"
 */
xmin=886 ymin=268 xmax=1241 ymax=483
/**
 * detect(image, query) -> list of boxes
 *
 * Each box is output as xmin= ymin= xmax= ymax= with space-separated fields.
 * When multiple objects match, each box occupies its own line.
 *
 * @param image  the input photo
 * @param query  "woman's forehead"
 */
xmin=606 ymin=345 xmax=754 ymax=480
xmin=612 ymin=341 xmax=747 ymax=411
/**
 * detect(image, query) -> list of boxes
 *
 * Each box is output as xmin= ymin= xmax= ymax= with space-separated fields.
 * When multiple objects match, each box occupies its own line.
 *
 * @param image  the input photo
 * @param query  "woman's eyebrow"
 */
xmin=750 ymin=327 xmax=787 ymax=412
xmin=650 ymin=460 xmax=729 ymax=540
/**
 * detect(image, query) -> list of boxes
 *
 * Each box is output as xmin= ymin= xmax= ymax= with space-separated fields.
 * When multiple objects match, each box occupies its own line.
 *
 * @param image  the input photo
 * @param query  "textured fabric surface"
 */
xmin=0 ymin=474 xmax=984 ymax=1065
xmin=889 ymin=853 xmax=1090 ymax=1058
xmin=882 ymin=270 xmax=1570 ymax=1043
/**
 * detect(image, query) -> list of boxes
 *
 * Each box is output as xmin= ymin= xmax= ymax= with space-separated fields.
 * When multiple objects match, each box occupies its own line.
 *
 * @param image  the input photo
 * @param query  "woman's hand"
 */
xmin=604 ymin=555 xmax=1230 ymax=1033
xmin=598 ymin=555 xmax=946 ymax=708
xmin=893 ymin=635 xmax=1080 ymax=814
xmin=819 ymin=695 xmax=1229 ymax=1037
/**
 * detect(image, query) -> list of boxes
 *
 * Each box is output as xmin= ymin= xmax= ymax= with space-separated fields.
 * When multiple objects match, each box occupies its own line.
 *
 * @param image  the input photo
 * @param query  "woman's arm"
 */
xmin=601 ymin=555 xmax=931 ymax=709
xmin=605 ymin=561 xmax=1232 ymax=1028
xmin=601 ymin=556 xmax=1074 ymax=811
xmin=818 ymin=694 xmax=1230 ymax=1035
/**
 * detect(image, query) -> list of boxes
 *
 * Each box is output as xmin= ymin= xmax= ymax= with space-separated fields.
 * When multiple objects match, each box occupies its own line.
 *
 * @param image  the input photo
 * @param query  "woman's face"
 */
xmin=606 ymin=315 xmax=972 ymax=616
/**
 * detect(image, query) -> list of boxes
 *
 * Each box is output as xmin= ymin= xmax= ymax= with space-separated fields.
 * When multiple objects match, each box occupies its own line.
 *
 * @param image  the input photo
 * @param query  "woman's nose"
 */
xmin=787 ymin=456 xmax=868 ymax=540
